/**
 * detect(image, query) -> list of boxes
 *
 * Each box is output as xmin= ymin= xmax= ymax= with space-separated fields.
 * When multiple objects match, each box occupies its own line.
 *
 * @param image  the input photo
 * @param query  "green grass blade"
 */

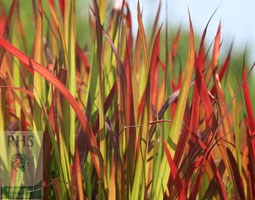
xmin=153 ymin=13 xmax=195 ymax=199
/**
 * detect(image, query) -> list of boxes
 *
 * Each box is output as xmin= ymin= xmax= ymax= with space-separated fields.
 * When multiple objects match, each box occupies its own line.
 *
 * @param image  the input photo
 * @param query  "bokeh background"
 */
xmin=2 ymin=0 xmax=254 ymax=64
xmin=128 ymin=0 xmax=255 ymax=66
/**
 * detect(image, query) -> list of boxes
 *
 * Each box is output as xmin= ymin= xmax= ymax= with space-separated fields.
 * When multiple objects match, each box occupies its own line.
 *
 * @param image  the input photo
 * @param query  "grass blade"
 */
xmin=162 ymin=138 xmax=186 ymax=199
xmin=0 ymin=37 xmax=103 ymax=178
xmin=226 ymin=148 xmax=245 ymax=199
xmin=154 ymin=12 xmax=195 ymax=199
xmin=242 ymin=65 xmax=255 ymax=131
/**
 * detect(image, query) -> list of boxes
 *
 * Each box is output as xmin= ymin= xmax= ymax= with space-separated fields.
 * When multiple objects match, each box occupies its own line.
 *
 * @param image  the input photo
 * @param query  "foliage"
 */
xmin=0 ymin=0 xmax=254 ymax=199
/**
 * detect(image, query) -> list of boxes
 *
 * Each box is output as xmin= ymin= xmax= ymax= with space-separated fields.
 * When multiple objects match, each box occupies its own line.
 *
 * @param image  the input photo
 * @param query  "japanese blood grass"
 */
xmin=0 ymin=0 xmax=255 ymax=199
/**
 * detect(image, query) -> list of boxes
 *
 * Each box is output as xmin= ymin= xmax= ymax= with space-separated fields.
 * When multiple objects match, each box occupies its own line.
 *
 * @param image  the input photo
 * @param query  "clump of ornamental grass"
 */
xmin=0 ymin=0 xmax=254 ymax=199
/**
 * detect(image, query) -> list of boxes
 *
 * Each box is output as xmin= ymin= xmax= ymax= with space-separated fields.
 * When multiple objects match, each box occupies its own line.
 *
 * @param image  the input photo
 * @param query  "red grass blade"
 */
xmin=212 ymin=23 xmax=221 ymax=69
xmin=73 ymin=144 xmax=85 ymax=200
xmin=242 ymin=66 xmax=255 ymax=131
xmin=184 ymin=146 xmax=225 ymax=199
xmin=150 ymin=27 xmax=161 ymax=115
xmin=76 ymin=44 xmax=90 ymax=73
xmin=189 ymin=158 xmax=207 ymax=199
xmin=0 ymin=11 xmax=6 ymax=37
xmin=195 ymin=55 xmax=216 ymax=128
xmin=92 ymin=81 xmax=117 ymax=134
xmin=0 ymin=37 xmax=103 ymax=178
xmin=0 ymin=85 xmax=33 ymax=97
xmin=212 ymin=23 xmax=234 ymax=144
xmin=21 ymin=110 xmax=28 ymax=131
xmin=226 ymin=148 xmax=245 ymax=199
xmin=171 ymin=27 xmax=181 ymax=64
xmin=197 ymin=7 xmax=218 ymax=68
xmin=211 ymin=44 xmax=232 ymax=95
xmin=149 ymin=0 xmax=162 ymax=46
xmin=138 ymin=91 xmax=146 ymax=119
xmin=219 ymin=43 xmax=232 ymax=80
xmin=207 ymin=156 xmax=228 ymax=199
xmin=173 ymin=80 xmax=200 ymax=166
xmin=58 ymin=0 xmax=65 ymax=20
xmin=123 ymin=27 xmax=137 ymax=178
xmin=162 ymin=138 xmax=186 ymax=199
xmin=3 ymin=0 xmax=18 ymax=37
